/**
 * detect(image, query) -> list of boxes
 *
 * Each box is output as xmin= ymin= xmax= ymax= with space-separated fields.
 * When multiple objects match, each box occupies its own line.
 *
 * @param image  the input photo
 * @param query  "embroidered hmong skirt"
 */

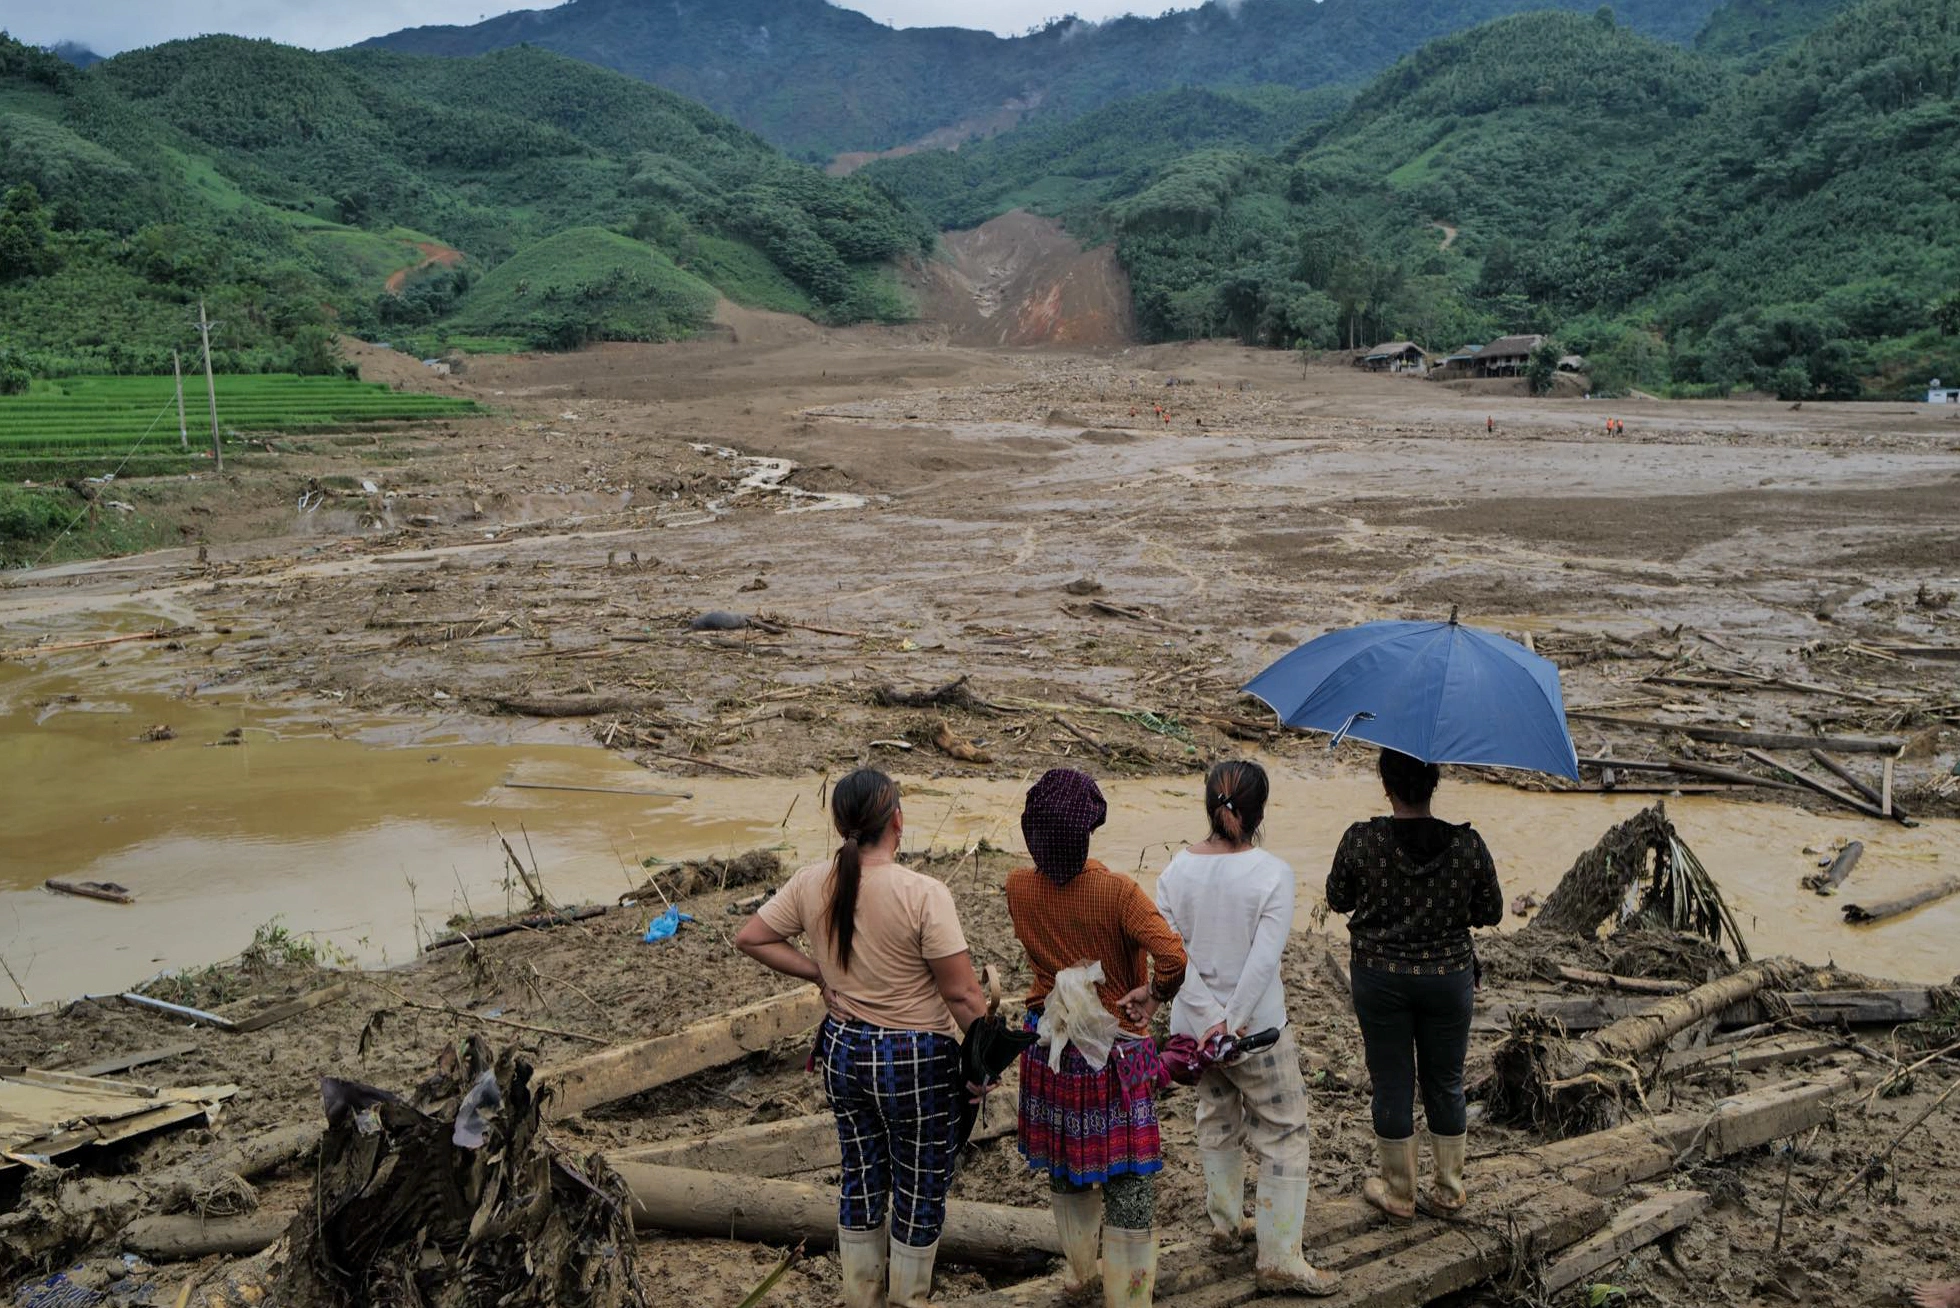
xmin=1017 ymin=1014 xmax=1169 ymax=1185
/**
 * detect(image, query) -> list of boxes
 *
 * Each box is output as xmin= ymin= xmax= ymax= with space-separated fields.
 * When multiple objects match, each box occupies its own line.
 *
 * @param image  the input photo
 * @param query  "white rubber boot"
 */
xmin=1101 ymin=1225 xmax=1158 ymax=1308
xmin=1421 ymin=1132 xmax=1468 ymax=1216
xmin=1363 ymin=1134 xmax=1417 ymax=1222
xmin=887 ymin=1237 xmax=938 ymax=1308
xmin=1252 ymin=1173 xmax=1342 ymax=1298
xmin=1201 ymin=1148 xmax=1252 ymax=1251
xmin=1050 ymin=1189 xmax=1103 ymax=1298
xmin=838 ymin=1224 xmax=888 ymax=1308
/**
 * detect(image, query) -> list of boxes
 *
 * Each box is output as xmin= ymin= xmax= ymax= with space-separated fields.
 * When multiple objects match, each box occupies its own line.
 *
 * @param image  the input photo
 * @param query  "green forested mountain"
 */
xmin=0 ymin=33 xmax=931 ymax=373
xmin=362 ymin=0 xmax=1729 ymax=161
xmin=874 ymin=0 xmax=1960 ymax=398
xmin=1694 ymin=0 xmax=1862 ymax=62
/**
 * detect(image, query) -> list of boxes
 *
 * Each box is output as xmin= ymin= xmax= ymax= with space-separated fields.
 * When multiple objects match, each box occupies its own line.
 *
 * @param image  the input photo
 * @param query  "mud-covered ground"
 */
xmin=0 ymin=847 xmax=1954 ymax=1308
xmin=3 ymin=309 xmax=1959 ymax=1305
xmin=6 ymin=314 xmax=1955 ymax=813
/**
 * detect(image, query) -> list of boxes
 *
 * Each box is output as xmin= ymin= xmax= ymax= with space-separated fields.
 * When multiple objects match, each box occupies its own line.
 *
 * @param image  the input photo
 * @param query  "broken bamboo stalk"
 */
xmin=637 ymin=748 xmax=764 ymax=778
xmin=1566 ymin=714 xmax=1904 ymax=754
xmin=1554 ymin=965 xmax=1690 ymax=996
xmin=543 ymin=986 xmax=828 ymax=1119
xmin=609 ymin=1161 xmax=1060 ymax=1265
xmin=1808 ymin=749 xmax=1915 ymax=826
xmin=1843 ymin=877 xmax=1960 ymax=925
xmin=1540 ymin=1190 xmax=1710 ymax=1294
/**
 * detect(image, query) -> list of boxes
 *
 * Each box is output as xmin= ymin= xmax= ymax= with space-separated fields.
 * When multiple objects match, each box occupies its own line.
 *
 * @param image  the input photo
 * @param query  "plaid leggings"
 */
xmin=819 ymin=1016 xmax=961 ymax=1248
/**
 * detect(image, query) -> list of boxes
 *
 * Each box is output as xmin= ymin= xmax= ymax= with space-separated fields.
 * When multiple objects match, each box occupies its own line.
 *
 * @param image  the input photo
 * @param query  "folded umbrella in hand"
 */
xmin=953 ymin=1013 xmax=1037 ymax=1148
xmin=1161 ymin=1027 xmax=1282 ymax=1086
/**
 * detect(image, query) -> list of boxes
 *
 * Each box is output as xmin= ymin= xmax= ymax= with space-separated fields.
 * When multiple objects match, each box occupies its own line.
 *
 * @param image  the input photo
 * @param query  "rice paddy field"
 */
xmin=0 ymin=374 xmax=482 ymax=464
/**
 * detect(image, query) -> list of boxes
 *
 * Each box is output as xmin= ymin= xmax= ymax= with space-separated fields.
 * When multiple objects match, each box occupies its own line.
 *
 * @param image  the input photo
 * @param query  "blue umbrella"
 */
xmin=1244 ymin=615 xmax=1580 ymax=779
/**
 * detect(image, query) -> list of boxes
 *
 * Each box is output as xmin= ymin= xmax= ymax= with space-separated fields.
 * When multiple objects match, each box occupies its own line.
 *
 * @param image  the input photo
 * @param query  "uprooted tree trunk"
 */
xmin=1524 ymin=801 xmax=1750 ymax=964
xmin=277 ymin=1038 xmax=646 ymax=1308
xmin=1487 ymin=957 xmax=1806 ymax=1135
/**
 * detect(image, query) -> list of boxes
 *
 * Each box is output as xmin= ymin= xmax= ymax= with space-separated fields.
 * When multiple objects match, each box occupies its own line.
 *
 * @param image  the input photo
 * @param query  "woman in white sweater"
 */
xmin=1154 ymin=761 xmax=1339 ymax=1298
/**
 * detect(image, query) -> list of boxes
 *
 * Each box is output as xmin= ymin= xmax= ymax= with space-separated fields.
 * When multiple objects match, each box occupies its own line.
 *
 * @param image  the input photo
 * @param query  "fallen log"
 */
xmin=45 ymin=879 xmax=135 ymax=905
xmin=1566 ymin=714 xmax=1904 ymax=755
xmin=1844 ymin=878 xmax=1960 ymax=925
xmin=1808 ymin=750 xmax=1915 ymax=826
xmin=1554 ymin=966 xmax=1690 ymax=996
xmin=610 ymin=1161 xmax=1059 ymax=1267
xmin=1488 ymin=959 xmax=1804 ymax=1133
xmin=1740 ymin=749 xmax=1889 ymax=820
xmin=122 ymin=1212 xmax=291 ymax=1261
xmin=1804 ymin=841 xmax=1863 ymax=894
xmin=611 ymin=1090 xmax=1017 ymax=1177
xmin=1540 ymin=1191 xmax=1710 ymax=1295
xmin=486 ymin=695 xmax=665 ymax=718
xmin=424 ymin=906 xmax=610 ymax=951
xmin=543 ymin=986 xmax=827 ymax=1120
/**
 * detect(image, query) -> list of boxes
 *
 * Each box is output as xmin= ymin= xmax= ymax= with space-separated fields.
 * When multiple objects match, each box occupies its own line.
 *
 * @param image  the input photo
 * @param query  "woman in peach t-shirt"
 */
xmin=737 ymin=769 xmax=988 ymax=1308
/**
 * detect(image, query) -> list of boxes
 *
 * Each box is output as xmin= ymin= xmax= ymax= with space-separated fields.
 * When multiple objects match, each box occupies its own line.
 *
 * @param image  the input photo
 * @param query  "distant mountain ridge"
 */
xmin=361 ymin=0 xmax=1729 ymax=159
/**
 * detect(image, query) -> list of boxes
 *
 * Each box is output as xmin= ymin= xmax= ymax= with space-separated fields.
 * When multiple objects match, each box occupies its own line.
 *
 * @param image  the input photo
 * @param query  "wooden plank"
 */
xmin=1775 ymin=988 xmax=1933 ymax=1024
xmin=1663 ymin=1034 xmax=1842 ymax=1076
xmin=67 ymin=1043 xmax=198 ymax=1079
xmin=1741 ymin=749 xmax=1888 ymax=820
xmin=1809 ymin=750 xmax=1914 ymax=825
xmin=1541 ymin=1191 xmax=1710 ymax=1294
xmin=543 ymin=986 xmax=828 ymax=1120
xmin=1566 ymin=714 xmax=1903 ymax=754
xmin=1298 ymin=1186 xmax=1608 ymax=1308
xmin=228 ymin=981 xmax=353 ymax=1034
xmin=1474 ymin=994 xmax=1657 ymax=1033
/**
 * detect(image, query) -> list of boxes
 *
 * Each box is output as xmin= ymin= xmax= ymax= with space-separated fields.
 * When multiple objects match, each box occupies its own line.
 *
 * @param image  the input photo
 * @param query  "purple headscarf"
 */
xmin=1021 ymin=768 xmax=1108 ymax=887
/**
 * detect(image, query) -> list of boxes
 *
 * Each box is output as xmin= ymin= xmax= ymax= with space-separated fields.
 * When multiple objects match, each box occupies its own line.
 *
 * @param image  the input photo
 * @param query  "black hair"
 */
xmin=1378 ymin=749 xmax=1441 ymax=807
xmin=827 ymin=768 xmax=900 ymax=970
xmin=1205 ymin=759 xmax=1269 ymax=846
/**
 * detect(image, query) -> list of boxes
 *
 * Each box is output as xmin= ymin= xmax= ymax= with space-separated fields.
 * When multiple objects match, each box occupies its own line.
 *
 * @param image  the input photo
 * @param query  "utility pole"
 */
xmin=172 ymin=350 xmax=189 ymax=451
xmin=196 ymin=299 xmax=222 ymax=472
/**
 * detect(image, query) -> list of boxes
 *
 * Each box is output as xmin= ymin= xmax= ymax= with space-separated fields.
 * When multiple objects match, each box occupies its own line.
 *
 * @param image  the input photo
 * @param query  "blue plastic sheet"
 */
xmin=642 ymin=905 xmax=694 ymax=942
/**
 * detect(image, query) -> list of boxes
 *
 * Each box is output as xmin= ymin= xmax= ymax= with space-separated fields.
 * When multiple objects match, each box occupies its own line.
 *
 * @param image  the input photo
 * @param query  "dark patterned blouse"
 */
xmin=1325 ymin=816 xmax=1504 ymax=976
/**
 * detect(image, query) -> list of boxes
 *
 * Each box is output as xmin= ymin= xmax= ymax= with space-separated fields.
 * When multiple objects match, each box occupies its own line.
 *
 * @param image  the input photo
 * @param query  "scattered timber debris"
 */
xmin=872 ymin=674 xmax=994 ymax=712
xmin=485 ymin=694 xmax=666 ymax=718
xmin=425 ymin=906 xmax=610 ymax=951
xmin=138 ymin=725 xmax=175 ymax=743
xmin=275 ymin=1040 xmax=647 ymax=1308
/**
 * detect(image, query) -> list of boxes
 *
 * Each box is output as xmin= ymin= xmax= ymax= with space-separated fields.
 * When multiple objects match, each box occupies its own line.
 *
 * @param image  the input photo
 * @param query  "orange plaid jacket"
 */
xmin=1005 ymin=859 xmax=1187 ymax=1036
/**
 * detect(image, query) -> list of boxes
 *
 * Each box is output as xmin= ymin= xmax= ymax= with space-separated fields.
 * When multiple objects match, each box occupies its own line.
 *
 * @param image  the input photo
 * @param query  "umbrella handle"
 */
xmin=1329 ymin=711 xmax=1376 ymax=751
xmin=981 ymin=963 xmax=1003 ymax=1017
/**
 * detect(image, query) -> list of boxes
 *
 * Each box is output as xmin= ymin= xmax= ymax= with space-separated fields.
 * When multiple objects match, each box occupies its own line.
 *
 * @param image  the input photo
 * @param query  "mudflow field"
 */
xmin=1 ymin=229 xmax=1958 ymax=1308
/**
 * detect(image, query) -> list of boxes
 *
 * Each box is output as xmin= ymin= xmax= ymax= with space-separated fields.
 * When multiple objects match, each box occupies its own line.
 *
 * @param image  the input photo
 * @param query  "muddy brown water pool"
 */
xmin=2 ymin=645 xmax=1954 ymax=999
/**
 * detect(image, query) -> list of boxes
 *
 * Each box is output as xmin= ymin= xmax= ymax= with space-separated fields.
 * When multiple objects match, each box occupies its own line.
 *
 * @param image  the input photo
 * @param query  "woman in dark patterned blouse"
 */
xmin=1325 ymin=749 xmax=1503 ymax=1221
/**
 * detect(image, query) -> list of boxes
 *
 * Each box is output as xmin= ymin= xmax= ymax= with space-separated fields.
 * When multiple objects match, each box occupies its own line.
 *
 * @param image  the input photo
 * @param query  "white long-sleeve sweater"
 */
xmin=1154 ymin=848 xmax=1294 ymax=1040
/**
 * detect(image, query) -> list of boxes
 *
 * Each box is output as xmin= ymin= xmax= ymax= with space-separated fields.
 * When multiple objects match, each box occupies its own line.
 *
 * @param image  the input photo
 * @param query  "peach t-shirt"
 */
xmin=757 ymin=858 xmax=968 ymax=1038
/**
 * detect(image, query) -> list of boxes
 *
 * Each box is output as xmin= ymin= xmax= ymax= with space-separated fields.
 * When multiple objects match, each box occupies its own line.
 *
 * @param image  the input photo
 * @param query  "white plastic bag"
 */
xmin=1037 ymin=962 xmax=1120 ymax=1072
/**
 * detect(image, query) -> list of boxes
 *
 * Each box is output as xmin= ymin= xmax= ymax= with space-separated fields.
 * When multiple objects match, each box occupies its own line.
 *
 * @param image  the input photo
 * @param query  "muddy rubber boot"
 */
xmin=1420 ymin=1133 xmax=1468 ymax=1217
xmin=1362 ymin=1135 xmax=1417 ymax=1222
xmin=1101 ymin=1226 xmax=1158 ymax=1308
xmin=1050 ymin=1189 xmax=1103 ymax=1299
xmin=887 ymin=1237 xmax=938 ymax=1308
xmin=1200 ymin=1148 xmax=1252 ymax=1251
xmin=838 ymin=1224 xmax=888 ymax=1308
xmin=1252 ymin=1173 xmax=1342 ymax=1297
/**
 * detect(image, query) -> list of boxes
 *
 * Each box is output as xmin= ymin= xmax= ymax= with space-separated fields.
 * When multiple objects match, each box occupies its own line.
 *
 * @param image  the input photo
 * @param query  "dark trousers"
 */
xmin=1350 ymin=962 xmax=1474 ymax=1139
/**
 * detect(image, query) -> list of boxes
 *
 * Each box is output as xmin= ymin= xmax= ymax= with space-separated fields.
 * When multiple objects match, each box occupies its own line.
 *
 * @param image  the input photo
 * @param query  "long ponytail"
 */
xmin=827 ymin=768 xmax=900 ymax=970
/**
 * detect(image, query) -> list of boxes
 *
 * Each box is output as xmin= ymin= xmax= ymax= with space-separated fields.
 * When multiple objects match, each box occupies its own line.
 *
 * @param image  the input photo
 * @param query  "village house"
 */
xmin=1434 ymin=343 xmax=1484 ymax=376
xmin=1359 ymin=341 xmax=1430 ymax=374
xmin=1474 ymin=333 xmax=1546 ymax=377
xmin=1928 ymin=378 xmax=1960 ymax=403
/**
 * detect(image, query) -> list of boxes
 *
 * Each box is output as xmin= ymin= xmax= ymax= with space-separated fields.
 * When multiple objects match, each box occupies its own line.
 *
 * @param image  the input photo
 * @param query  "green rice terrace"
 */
xmin=0 ymin=374 xmax=481 ymax=464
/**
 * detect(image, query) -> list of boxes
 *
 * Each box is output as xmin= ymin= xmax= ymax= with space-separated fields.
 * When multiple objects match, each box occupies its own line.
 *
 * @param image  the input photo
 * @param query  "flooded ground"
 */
xmin=3 ymin=645 xmax=1952 ymax=998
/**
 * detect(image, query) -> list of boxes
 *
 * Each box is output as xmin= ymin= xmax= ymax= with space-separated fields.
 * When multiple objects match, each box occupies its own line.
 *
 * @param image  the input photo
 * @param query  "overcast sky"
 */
xmin=6 ymin=0 xmax=1163 ymax=57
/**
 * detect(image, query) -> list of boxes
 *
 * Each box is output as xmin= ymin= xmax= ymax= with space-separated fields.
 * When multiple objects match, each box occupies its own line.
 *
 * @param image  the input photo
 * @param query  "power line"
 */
xmin=25 ymin=395 xmax=179 ymax=571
